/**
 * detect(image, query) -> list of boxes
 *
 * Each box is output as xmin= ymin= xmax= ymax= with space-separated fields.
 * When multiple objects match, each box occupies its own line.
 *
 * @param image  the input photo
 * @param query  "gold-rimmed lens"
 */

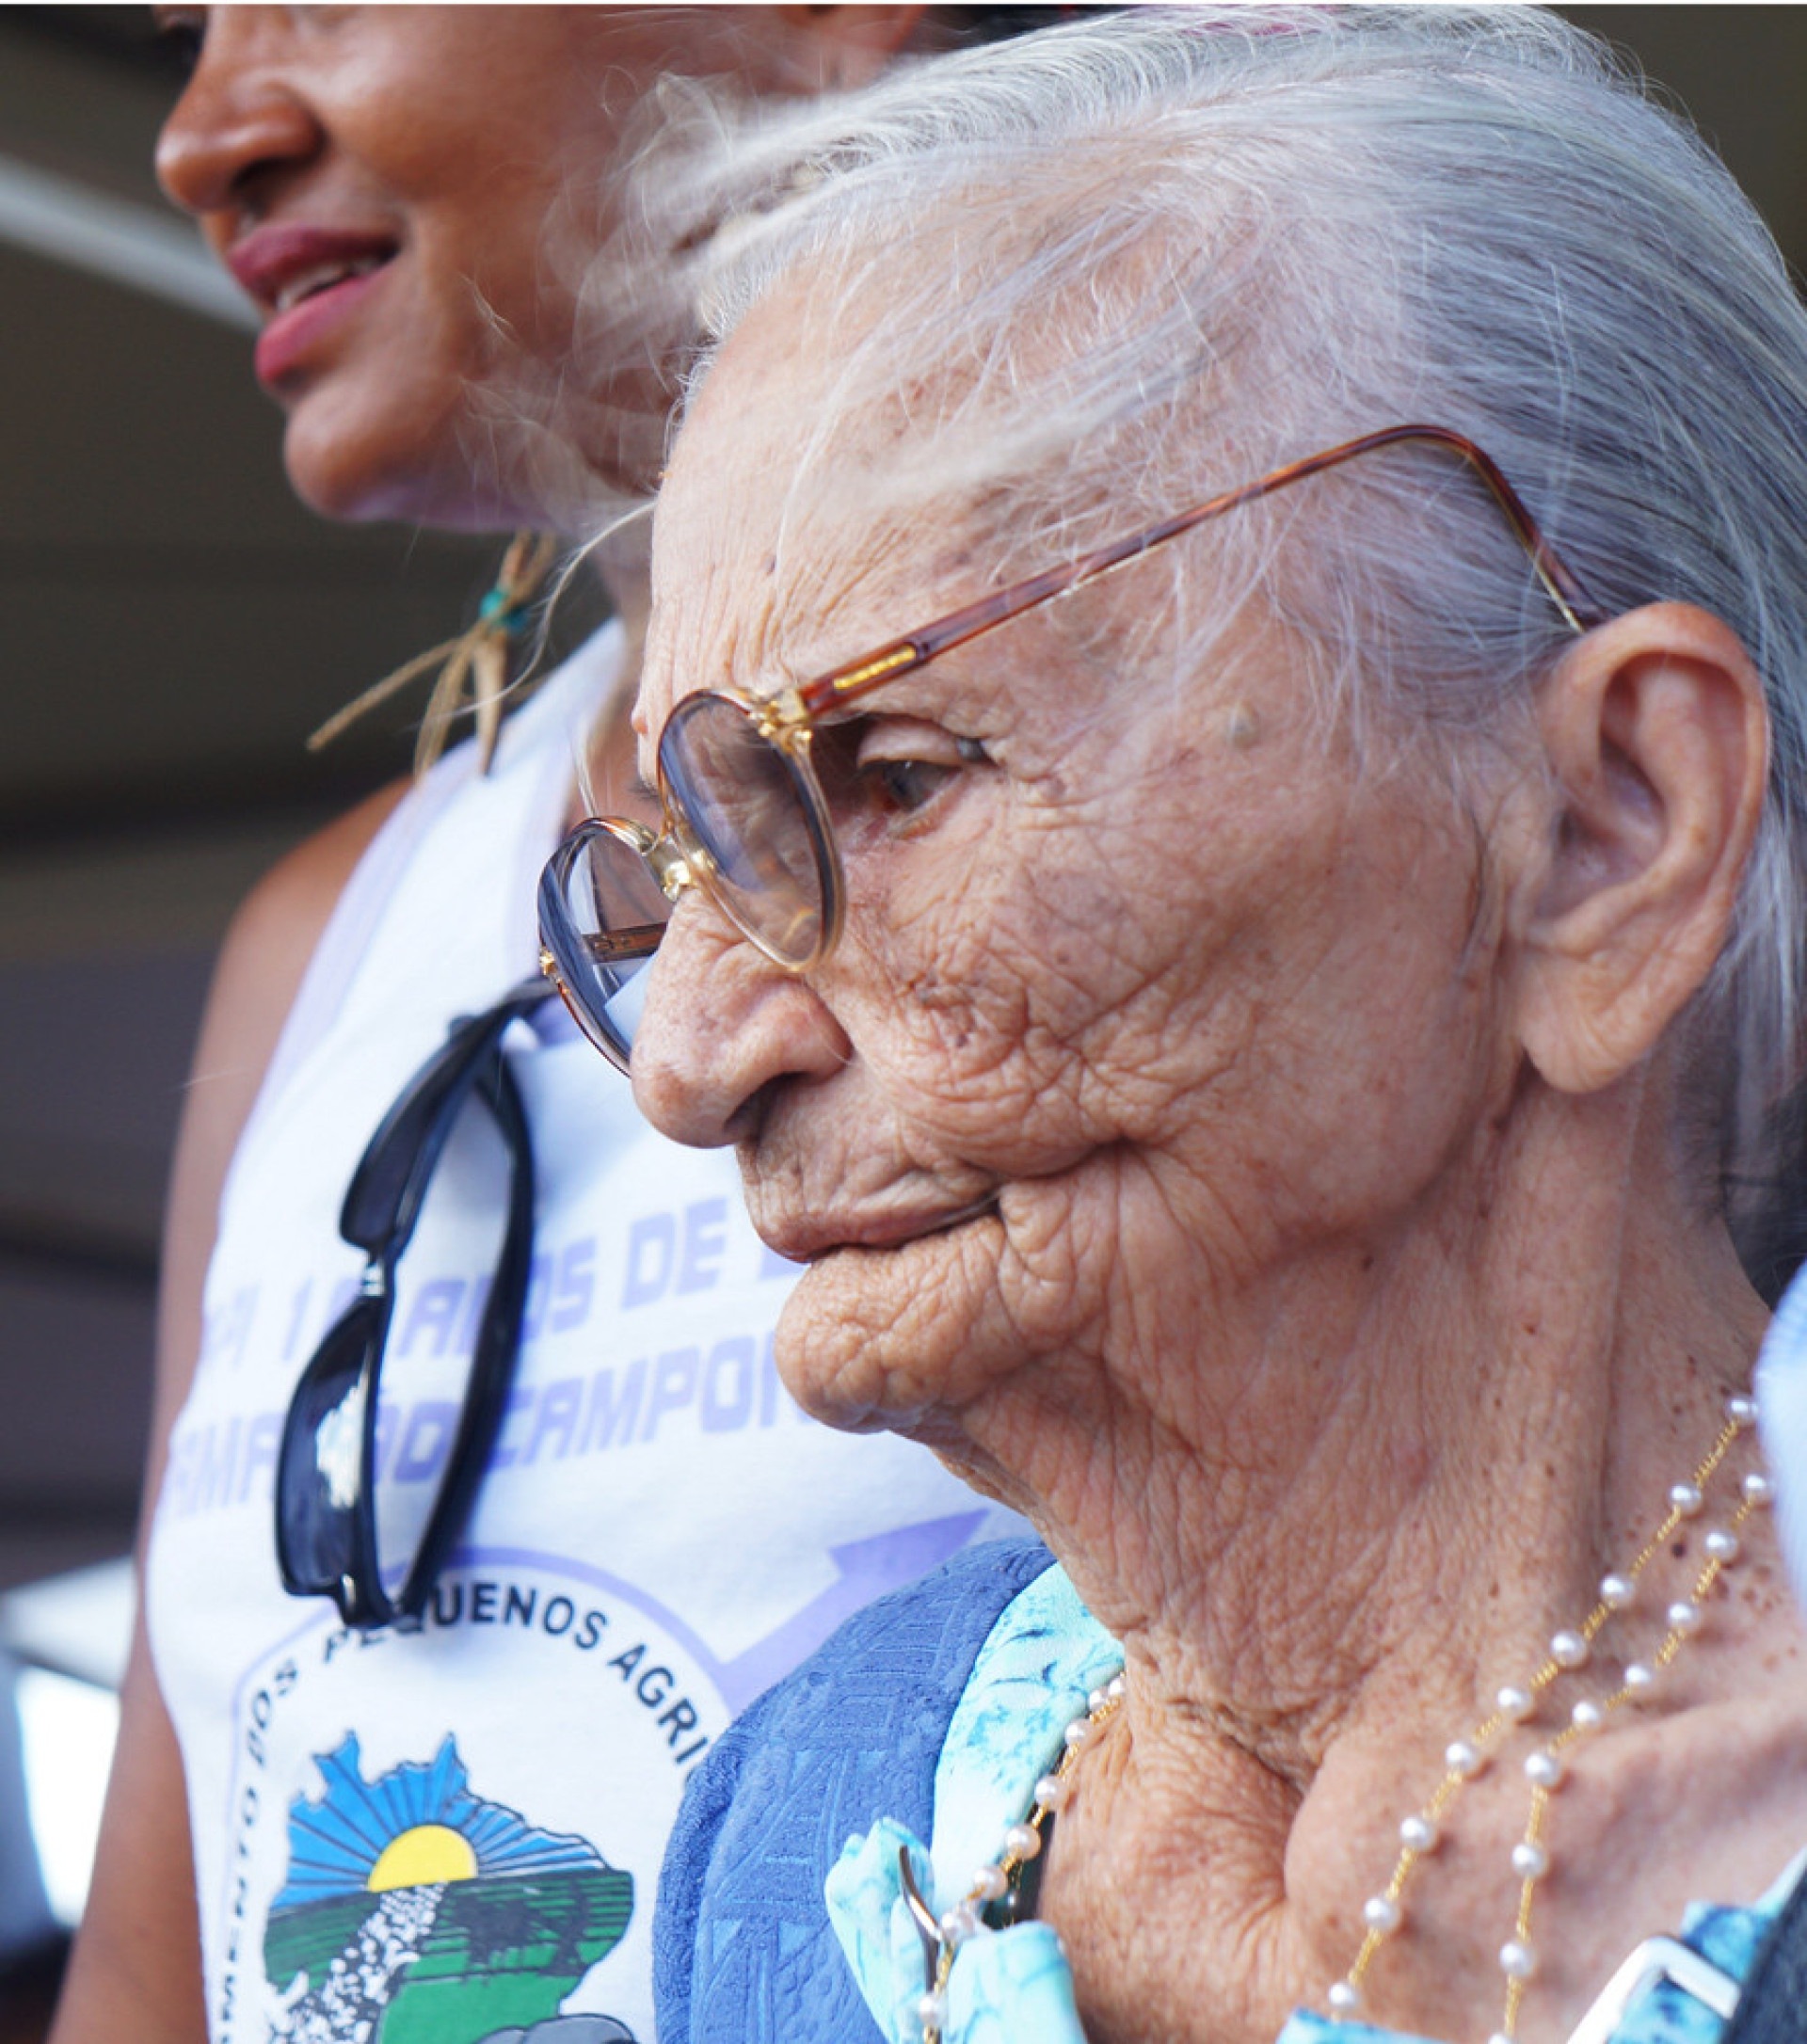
xmin=659 ymin=692 xmax=836 ymax=968
xmin=537 ymin=819 xmax=669 ymax=1068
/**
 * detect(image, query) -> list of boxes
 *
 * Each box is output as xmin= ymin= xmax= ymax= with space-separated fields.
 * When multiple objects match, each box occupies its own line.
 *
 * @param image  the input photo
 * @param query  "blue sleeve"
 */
xmin=654 ymin=1537 xmax=1058 ymax=2044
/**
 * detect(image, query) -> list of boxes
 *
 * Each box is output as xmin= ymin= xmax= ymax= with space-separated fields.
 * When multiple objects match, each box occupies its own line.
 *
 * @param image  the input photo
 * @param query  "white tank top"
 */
xmin=145 ymin=628 xmax=1015 ymax=2044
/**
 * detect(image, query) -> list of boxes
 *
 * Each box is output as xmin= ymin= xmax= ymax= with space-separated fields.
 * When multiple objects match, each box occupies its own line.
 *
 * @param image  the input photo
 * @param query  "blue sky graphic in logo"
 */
xmin=266 ymin=1734 xmax=633 ymax=2044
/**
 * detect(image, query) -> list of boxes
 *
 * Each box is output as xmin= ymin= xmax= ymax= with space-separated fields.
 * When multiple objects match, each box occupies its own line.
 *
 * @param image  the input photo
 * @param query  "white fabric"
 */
xmin=145 ymin=627 xmax=1013 ymax=2044
xmin=1757 ymin=1265 xmax=1807 ymax=1610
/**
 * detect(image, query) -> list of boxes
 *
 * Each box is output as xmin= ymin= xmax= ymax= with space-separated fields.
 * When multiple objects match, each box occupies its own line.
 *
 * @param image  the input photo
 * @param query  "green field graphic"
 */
xmin=264 ymin=1865 xmax=634 ymax=2044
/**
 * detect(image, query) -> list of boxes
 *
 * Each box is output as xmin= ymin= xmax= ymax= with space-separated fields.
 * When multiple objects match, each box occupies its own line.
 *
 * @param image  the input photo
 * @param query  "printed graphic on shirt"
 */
xmin=208 ymin=1554 xmax=732 ymax=2044
xmin=265 ymin=1734 xmax=632 ymax=2044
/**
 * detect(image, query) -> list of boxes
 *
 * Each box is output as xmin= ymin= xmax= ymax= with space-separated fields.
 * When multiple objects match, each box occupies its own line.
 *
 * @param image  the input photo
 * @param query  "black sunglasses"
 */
xmin=275 ymin=978 xmax=550 ymax=1629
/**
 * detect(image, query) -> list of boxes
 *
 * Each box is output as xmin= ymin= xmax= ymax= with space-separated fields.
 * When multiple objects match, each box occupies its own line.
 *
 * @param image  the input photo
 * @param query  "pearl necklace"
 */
xmin=1331 ymin=1392 xmax=1770 ymax=2043
xmin=902 ymin=1395 xmax=1768 ymax=2044
xmin=902 ymin=1669 xmax=1127 ymax=2043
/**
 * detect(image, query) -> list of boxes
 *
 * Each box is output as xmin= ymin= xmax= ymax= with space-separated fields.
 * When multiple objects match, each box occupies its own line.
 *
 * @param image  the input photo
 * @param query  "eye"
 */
xmin=865 ymin=755 xmax=954 ymax=814
xmin=806 ymin=717 xmax=990 ymax=838
xmin=846 ymin=720 xmax=988 ymax=822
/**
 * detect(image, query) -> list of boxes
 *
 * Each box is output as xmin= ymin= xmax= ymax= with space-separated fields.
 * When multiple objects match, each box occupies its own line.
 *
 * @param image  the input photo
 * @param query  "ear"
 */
xmin=775 ymin=6 xmax=931 ymax=89
xmin=1515 ymin=602 xmax=1769 ymax=1094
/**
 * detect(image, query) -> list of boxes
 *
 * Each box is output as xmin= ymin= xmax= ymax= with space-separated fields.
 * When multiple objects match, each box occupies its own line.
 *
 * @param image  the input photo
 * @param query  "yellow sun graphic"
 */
xmin=365 ymin=1823 xmax=479 ymax=1892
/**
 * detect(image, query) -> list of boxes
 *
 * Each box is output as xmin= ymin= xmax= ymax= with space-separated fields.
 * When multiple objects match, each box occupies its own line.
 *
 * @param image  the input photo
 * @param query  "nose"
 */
xmin=156 ymin=13 xmax=323 ymax=224
xmin=631 ymin=896 xmax=852 ymax=1149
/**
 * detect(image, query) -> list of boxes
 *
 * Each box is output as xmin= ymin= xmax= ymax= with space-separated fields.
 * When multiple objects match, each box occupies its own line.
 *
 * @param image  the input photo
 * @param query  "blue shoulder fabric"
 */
xmin=655 ymin=1536 xmax=1059 ymax=2044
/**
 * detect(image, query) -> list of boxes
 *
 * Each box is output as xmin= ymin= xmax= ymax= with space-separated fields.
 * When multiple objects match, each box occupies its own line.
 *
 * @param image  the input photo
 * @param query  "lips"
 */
xmin=774 ymin=1191 xmax=1001 ymax=1265
xmin=265 ymin=251 xmax=388 ymax=315
xmin=227 ymin=224 xmax=399 ymax=388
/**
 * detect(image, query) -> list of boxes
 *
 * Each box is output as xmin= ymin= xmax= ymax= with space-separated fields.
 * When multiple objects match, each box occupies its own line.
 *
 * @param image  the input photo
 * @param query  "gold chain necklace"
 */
xmin=1331 ymin=1392 xmax=1769 ymax=2043
xmin=902 ymin=1671 xmax=1127 ymax=2042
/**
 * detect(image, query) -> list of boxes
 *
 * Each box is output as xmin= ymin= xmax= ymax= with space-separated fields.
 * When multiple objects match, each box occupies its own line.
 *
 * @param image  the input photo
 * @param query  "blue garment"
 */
xmin=654 ymin=1540 xmax=1799 ymax=2044
xmin=655 ymin=1538 xmax=1060 ymax=2044
xmin=823 ymin=1562 xmax=1123 ymax=2043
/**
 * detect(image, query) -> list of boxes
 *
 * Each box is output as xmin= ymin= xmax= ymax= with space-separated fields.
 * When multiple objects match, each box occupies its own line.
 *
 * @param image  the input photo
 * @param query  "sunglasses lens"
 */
xmin=376 ymin=1077 xmax=517 ymax=1595
xmin=277 ymin=1300 xmax=380 ymax=1605
xmin=278 ymin=1054 xmax=530 ymax=1631
xmin=661 ymin=694 xmax=828 ymax=967
xmin=538 ymin=822 xmax=669 ymax=1068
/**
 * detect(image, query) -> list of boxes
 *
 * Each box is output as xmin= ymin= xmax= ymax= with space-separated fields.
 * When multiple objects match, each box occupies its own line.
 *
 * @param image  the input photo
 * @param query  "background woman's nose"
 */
xmin=631 ymin=900 xmax=853 ymax=1151
xmin=155 ymin=24 xmax=323 ymax=221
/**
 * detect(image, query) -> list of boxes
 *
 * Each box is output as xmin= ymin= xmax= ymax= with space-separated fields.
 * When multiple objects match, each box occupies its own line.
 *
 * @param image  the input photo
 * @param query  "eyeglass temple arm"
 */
xmin=576 ymin=924 xmax=666 ymax=965
xmin=797 ymin=424 xmax=1605 ymax=720
xmin=392 ymin=1049 xmax=537 ymax=1624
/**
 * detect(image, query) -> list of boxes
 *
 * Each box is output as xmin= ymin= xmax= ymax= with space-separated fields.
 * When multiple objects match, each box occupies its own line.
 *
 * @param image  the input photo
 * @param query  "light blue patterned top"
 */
xmin=824 ymin=1565 xmax=1120 ymax=2043
xmin=824 ymin=1561 xmax=1802 ymax=2044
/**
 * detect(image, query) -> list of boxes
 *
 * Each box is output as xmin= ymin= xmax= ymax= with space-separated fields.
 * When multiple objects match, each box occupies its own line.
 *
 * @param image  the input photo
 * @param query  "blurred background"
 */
xmin=0 ymin=10 xmax=495 ymax=2033
xmin=0 ymin=5 xmax=1802 ymax=2038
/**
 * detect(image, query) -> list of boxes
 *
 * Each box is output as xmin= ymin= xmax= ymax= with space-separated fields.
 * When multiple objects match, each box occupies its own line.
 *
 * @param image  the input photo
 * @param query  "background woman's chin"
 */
xmin=279 ymin=375 xmax=647 ymax=533
xmin=277 ymin=373 xmax=491 ymax=529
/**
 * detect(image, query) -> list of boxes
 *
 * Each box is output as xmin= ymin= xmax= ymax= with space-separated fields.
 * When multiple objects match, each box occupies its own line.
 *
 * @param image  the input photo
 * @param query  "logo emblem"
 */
xmin=265 ymin=1733 xmax=633 ymax=2043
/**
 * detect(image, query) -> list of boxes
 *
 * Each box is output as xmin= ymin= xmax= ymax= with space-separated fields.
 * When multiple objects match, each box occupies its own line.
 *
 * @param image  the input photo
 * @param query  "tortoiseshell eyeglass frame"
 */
xmin=538 ymin=423 xmax=1607 ymax=1054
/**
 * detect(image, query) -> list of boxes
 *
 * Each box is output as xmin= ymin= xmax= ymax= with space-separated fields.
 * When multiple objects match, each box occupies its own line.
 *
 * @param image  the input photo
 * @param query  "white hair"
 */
xmin=628 ymin=6 xmax=1807 ymax=1286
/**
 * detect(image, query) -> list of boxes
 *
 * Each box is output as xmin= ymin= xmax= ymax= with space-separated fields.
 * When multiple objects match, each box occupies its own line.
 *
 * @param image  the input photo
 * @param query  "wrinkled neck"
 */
xmin=954 ymin=1071 xmax=1767 ymax=1777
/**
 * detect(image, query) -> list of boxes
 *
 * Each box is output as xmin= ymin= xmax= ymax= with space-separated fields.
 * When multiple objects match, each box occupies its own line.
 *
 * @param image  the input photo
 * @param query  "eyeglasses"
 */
xmin=538 ymin=423 xmax=1606 ymax=1069
xmin=275 ymin=979 xmax=548 ymax=1629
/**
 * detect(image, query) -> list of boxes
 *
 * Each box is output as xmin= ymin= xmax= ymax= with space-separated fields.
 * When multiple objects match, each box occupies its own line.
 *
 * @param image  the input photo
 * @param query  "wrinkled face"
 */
xmin=631 ymin=286 xmax=1529 ymax=1443
xmin=154 ymin=6 xmax=810 ymax=528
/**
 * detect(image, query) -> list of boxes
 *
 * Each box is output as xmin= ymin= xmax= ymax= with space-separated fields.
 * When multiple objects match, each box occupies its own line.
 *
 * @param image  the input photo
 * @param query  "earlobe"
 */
xmin=1516 ymin=602 xmax=1768 ymax=1094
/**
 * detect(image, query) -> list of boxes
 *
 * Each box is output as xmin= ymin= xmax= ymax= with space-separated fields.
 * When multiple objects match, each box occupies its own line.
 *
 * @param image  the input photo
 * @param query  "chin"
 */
xmin=769 ymin=1209 xmax=1022 ymax=1437
xmin=766 ymin=1264 xmax=901 ymax=1435
xmin=278 ymin=379 xmax=503 ymax=531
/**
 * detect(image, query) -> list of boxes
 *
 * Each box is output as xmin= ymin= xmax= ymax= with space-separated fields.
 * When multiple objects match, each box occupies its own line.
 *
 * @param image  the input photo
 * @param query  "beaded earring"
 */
xmin=307 ymin=531 xmax=561 ymax=775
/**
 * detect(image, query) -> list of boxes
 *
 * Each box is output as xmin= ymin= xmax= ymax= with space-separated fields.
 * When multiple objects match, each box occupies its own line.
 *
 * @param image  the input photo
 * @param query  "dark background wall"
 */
xmin=0 ymin=5 xmax=1803 ymax=1592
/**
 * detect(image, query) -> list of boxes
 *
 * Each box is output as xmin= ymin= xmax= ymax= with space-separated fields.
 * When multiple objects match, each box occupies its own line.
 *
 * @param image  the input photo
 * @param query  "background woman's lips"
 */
xmin=226 ymin=224 xmax=399 ymax=389
xmin=252 ymin=265 xmax=390 ymax=388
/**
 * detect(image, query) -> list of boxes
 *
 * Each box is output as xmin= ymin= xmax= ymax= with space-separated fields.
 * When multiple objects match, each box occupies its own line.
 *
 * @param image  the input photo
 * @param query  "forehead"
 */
xmin=645 ymin=280 xmax=1010 ymax=725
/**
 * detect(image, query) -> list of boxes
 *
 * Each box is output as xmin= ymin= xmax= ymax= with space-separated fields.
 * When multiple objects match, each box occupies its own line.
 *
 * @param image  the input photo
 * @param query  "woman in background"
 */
xmin=52 ymin=12 xmax=1041 ymax=2043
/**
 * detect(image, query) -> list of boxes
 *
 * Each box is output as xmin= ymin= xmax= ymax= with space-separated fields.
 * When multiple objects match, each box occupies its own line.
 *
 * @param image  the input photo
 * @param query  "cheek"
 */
xmin=825 ymin=731 xmax=1512 ymax=1250
xmin=828 ymin=794 xmax=1188 ymax=1168
xmin=413 ymin=174 xmax=569 ymax=373
xmin=371 ymin=84 xmax=589 ymax=385
xmin=1149 ymin=790 xmax=1512 ymax=1244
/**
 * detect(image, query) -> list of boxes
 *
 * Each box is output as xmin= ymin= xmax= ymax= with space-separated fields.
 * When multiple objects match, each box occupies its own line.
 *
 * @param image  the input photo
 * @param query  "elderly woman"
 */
xmin=536 ymin=10 xmax=1807 ymax=2043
